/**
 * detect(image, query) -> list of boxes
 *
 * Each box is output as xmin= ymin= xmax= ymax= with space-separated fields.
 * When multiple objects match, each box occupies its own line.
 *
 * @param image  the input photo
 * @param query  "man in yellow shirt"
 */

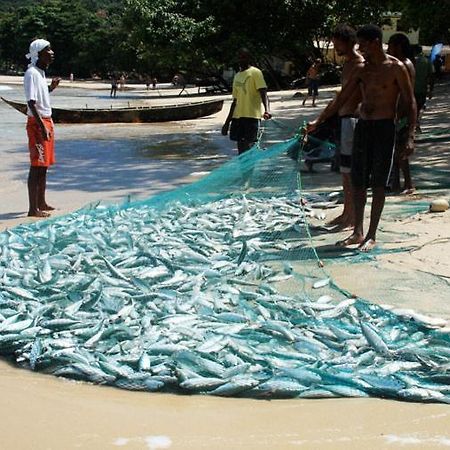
xmin=222 ymin=49 xmax=271 ymax=154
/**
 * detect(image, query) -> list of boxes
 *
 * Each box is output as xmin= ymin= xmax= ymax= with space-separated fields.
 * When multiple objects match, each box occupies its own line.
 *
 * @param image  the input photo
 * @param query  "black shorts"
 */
xmin=229 ymin=118 xmax=260 ymax=144
xmin=308 ymin=79 xmax=319 ymax=96
xmin=351 ymin=119 xmax=396 ymax=189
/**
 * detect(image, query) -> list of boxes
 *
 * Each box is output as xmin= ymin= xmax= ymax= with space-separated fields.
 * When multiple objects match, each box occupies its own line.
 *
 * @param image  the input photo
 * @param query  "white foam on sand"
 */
xmin=144 ymin=436 xmax=172 ymax=449
xmin=384 ymin=434 xmax=450 ymax=446
xmin=113 ymin=435 xmax=172 ymax=449
xmin=0 ymin=85 xmax=13 ymax=91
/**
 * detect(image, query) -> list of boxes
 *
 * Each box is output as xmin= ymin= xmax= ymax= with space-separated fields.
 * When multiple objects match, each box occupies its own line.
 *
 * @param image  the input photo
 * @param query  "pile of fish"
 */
xmin=0 ymin=193 xmax=450 ymax=403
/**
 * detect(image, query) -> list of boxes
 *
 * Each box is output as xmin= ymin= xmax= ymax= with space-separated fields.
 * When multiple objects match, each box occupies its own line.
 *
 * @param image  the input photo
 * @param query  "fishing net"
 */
xmin=1 ymin=128 xmax=450 ymax=403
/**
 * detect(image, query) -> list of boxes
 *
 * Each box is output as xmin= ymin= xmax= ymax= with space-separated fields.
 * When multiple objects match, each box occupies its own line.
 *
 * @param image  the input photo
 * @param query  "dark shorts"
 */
xmin=308 ymin=79 xmax=319 ymax=96
xmin=415 ymin=92 xmax=427 ymax=111
xmin=229 ymin=117 xmax=260 ymax=147
xmin=351 ymin=119 xmax=396 ymax=189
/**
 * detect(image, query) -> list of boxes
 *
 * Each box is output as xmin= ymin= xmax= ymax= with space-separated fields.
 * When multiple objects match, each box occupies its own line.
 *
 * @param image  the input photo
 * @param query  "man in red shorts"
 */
xmin=24 ymin=39 xmax=60 ymax=217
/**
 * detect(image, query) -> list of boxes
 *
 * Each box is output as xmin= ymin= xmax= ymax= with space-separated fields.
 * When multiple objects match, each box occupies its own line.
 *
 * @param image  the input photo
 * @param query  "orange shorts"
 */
xmin=26 ymin=116 xmax=55 ymax=167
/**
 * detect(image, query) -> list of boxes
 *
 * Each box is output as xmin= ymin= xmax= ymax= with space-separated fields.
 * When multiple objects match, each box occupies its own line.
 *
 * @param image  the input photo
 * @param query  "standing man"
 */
xmin=222 ymin=48 xmax=271 ymax=154
xmin=110 ymin=75 xmax=118 ymax=98
xmin=307 ymin=25 xmax=416 ymax=251
xmin=24 ymin=39 xmax=60 ymax=218
xmin=302 ymin=58 xmax=321 ymax=107
xmin=414 ymin=46 xmax=434 ymax=133
xmin=326 ymin=24 xmax=364 ymax=229
xmin=388 ymin=33 xmax=416 ymax=194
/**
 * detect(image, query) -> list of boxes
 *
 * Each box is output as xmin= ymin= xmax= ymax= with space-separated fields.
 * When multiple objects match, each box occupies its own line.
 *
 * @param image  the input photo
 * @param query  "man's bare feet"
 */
xmin=358 ymin=238 xmax=377 ymax=252
xmin=335 ymin=233 xmax=364 ymax=247
xmin=28 ymin=210 xmax=50 ymax=218
xmin=327 ymin=214 xmax=345 ymax=227
xmin=39 ymin=204 xmax=56 ymax=211
xmin=327 ymin=214 xmax=354 ymax=231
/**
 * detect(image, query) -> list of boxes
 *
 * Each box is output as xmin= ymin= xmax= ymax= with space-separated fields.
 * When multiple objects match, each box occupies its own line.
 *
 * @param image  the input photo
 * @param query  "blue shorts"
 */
xmin=308 ymin=79 xmax=319 ymax=96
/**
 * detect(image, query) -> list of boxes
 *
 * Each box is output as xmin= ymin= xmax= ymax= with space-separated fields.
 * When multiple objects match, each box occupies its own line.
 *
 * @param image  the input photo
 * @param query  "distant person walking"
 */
xmin=119 ymin=74 xmax=126 ymax=90
xmin=24 ymin=39 xmax=60 ymax=217
xmin=110 ymin=76 xmax=118 ymax=98
xmin=222 ymin=48 xmax=271 ymax=154
xmin=303 ymin=58 xmax=321 ymax=107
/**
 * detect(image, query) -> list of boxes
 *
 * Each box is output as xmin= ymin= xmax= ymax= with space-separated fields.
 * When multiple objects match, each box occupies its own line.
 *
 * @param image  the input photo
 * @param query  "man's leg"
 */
xmin=328 ymin=173 xmax=354 ymax=228
xmin=390 ymin=158 xmax=401 ymax=193
xmin=359 ymin=120 xmax=396 ymax=251
xmin=341 ymin=172 xmax=355 ymax=226
xmin=28 ymin=166 xmax=49 ymax=217
xmin=329 ymin=118 xmax=355 ymax=228
xmin=37 ymin=166 xmax=55 ymax=211
xmin=400 ymin=158 xmax=414 ymax=193
xmin=359 ymin=186 xmax=385 ymax=252
xmin=336 ymin=186 xmax=365 ymax=246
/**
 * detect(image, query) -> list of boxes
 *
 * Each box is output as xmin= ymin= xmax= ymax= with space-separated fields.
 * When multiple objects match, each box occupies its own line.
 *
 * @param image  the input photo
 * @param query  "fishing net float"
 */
xmin=0 ymin=133 xmax=449 ymax=403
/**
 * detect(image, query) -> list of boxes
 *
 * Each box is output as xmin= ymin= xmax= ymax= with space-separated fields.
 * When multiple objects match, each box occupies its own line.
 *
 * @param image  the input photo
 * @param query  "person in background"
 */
xmin=302 ymin=58 xmax=321 ymax=107
xmin=221 ymin=48 xmax=271 ymax=154
xmin=433 ymin=53 xmax=444 ymax=79
xmin=110 ymin=76 xmax=118 ymax=98
xmin=24 ymin=39 xmax=60 ymax=217
xmin=387 ymin=33 xmax=416 ymax=194
xmin=414 ymin=45 xmax=434 ymax=133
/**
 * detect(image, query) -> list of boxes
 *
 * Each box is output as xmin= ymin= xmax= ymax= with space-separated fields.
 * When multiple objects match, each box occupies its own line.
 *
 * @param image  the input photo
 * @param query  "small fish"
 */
xmin=312 ymin=278 xmax=330 ymax=289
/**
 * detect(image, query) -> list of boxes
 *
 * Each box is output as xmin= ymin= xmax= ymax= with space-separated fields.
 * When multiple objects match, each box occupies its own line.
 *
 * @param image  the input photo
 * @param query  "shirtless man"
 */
xmin=302 ymin=59 xmax=321 ymax=107
xmin=307 ymin=24 xmax=416 ymax=251
xmin=326 ymin=24 xmax=364 ymax=229
xmin=387 ymin=33 xmax=416 ymax=194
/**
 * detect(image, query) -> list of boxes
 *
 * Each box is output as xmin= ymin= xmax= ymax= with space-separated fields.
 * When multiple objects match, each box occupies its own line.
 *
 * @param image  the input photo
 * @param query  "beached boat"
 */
xmin=0 ymin=97 xmax=224 ymax=124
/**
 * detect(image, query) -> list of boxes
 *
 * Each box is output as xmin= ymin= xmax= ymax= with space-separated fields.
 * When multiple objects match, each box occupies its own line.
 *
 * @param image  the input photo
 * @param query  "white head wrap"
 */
xmin=26 ymin=39 xmax=51 ymax=65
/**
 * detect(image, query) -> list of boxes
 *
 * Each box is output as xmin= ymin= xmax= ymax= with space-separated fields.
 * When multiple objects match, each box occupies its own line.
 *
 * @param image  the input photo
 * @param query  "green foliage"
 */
xmin=391 ymin=0 xmax=450 ymax=44
xmin=3 ymin=0 xmax=439 ymax=81
xmin=0 ymin=0 xmax=124 ymax=76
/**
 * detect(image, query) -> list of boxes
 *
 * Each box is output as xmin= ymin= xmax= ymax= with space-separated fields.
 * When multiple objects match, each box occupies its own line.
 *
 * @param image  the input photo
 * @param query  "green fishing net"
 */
xmin=0 ymin=132 xmax=449 ymax=402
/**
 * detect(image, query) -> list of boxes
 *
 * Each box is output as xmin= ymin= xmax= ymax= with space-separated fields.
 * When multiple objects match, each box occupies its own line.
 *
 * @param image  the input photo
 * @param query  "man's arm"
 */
xmin=49 ymin=77 xmax=61 ymax=93
xmin=306 ymin=71 xmax=361 ymax=133
xmin=28 ymin=100 xmax=50 ymax=141
xmin=259 ymin=88 xmax=271 ymax=119
xmin=221 ymin=99 xmax=236 ymax=135
xmin=395 ymin=63 xmax=417 ymax=157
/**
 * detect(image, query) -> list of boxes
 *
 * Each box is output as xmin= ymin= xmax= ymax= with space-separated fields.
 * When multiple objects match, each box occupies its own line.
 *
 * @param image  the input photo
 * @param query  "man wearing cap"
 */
xmin=24 ymin=39 xmax=60 ymax=217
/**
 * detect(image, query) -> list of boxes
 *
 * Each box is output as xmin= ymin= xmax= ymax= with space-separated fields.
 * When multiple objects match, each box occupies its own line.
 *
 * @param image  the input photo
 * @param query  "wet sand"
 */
xmin=2 ymin=358 xmax=450 ymax=450
xmin=1 ymin=76 xmax=450 ymax=449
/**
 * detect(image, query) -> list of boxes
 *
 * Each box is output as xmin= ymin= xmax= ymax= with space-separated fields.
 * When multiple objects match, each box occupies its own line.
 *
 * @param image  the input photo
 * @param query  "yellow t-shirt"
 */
xmin=232 ymin=66 xmax=267 ymax=119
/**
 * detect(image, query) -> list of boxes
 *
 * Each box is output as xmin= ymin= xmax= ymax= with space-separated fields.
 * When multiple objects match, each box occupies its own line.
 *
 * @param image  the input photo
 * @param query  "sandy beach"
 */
xmin=1 ymin=74 xmax=450 ymax=449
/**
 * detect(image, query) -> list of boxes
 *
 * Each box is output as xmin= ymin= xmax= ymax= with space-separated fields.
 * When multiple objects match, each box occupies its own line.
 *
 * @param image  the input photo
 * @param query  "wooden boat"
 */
xmin=1 ymin=97 xmax=224 ymax=124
